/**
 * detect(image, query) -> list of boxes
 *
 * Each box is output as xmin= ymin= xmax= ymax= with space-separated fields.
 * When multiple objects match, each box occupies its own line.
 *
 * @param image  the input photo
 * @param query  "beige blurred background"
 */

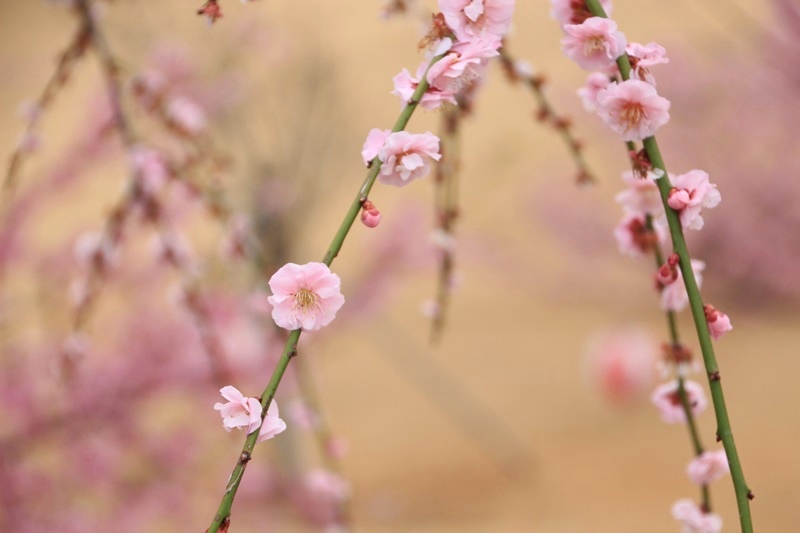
xmin=1 ymin=0 xmax=796 ymax=531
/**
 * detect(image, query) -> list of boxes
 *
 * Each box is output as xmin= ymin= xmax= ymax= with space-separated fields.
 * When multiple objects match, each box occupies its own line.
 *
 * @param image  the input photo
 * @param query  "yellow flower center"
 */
xmin=620 ymin=103 xmax=645 ymax=128
xmin=294 ymin=288 xmax=319 ymax=312
xmin=584 ymin=36 xmax=606 ymax=56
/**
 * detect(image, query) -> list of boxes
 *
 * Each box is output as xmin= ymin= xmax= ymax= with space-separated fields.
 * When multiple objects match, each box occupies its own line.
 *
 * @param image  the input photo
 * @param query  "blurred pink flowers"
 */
xmin=667 ymin=170 xmax=721 ymax=231
xmin=550 ymin=0 xmax=613 ymax=28
xmin=561 ymin=17 xmax=627 ymax=71
xmin=615 ymin=169 xmax=665 ymax=216
xmin=377 ymin=131 xmax=441 ymax=187
xmin=439 ymin=0 xmax=515 ymax=42
xmin=583 ymin=327 xmax=657 ymax=405
xmin=650 ymin=379 xmax=708 ymax=424
xmin=687 ymin=449 xmax=729 ymax=486
xmin=671 ymin=498 xmax=723 ymax=533
xmin=660 ymin=259 xmax=705 ymax=312
xmin=267 ymin=262 xmax=345 ymax=331
xmin=596 ymin=79 xmax=671 ymax=141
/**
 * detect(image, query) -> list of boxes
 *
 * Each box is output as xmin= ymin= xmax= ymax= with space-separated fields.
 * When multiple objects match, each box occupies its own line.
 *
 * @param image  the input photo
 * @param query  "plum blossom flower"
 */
xmin=704 ymin=304 xmax=733 ymax=340
xmin=577 ymin=72 xmax=611 ymax=112
xmin=671 ymin=499 xmax=723 ymax=533
xmin=166 ymin=96 xmax=207 ymax=135
xmin=687 ymin=449 xmax=729 ymax=486
xmin=360 ymin=200 xmax=382 ymax=228
xmin=267 ymin=262 xmax=345 ymax=331
xmin=256 ymin=402 xmax=288 ymax=442
xmin=439 ymin=0 xmax=515 ymax=42
xmin=615 ymin=169 xmax=665 ymax=216
xmin=660 ymin=259 xmax=704 ymax=312
xmin=561 ymin=17 xmax=627 ymax=71
xmin=426 ymin=36 xmax=500 ymax=92
xmin=651 ymin=379 xmax=708 ymax=424
xmin=391 ymin=67 xmax=457 ymax=110
xmin=377 ymin=131 xmax=441 ymax=187
xmin=614 ymin=212 xmax=667 ymax=258
xmin=667 ymin=170 xmax=721 ymax=231
xmin=583 ymin=327 xmax=657 ymax=405
xmin=596 ymin=79 xmax=671 ymax=141
xmin=214 ymin=385 xmax=263 ymax=435
xmin=129 ymin=145 xmax=170 ymax=196
xmin=550 ymin=0 xmax=613 ymax=27
xmin=627 ymin=42 xmax=669 ymax=85
xmin=361 ymin=128 xmax=390 ymax=165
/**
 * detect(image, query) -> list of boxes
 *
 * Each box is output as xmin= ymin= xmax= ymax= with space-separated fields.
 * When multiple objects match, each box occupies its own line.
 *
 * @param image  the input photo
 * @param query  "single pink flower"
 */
xmin=704 ymin=304 xmax=733 ymax=340
xmin=615 ymin=169 xmax=665 ymax=216
xmin=596 ymin=79 xmax=671 ymax=141
xmin=426 ymin=36 xmax=500 ymax=92
xmin=439 ymin=0 xmax=515 ymax=42
xmin=583 ymin=327 xmax=657 ymax=405
xmin=287 ymin=400 xmax=320 ymax=430
xmin=650 ymin=379 xmax=708 ymax=424
xmin=361 ymin=128 xmax=391 ymax=165
xmin=391 ymin=67 xmax=457 ymax=110
xmin=627 ymin=42 xmax=669 ymax=85
xmin=267 ymin=262 xmax=345 ymax=331
xmin=687 ymin=449 xmax=729 ymax=486
xmin=550 ymin=0 xmax=613 ymax=28
xmin=667 ymin=170 xmax=721 ymax=231
xmin=214 ymin=385 xmax=263 ymax=434
xmin=377 ymin=131 xmax=441 ymax=187
xmin=660 ymin=259 xmax=704 ymax=312
xmin=671 ymin=499 xmax=723 ymax=533
xmin=256 ymin=401 xmax=287 ymax=442
xmin=577 ymin=72 xmax=611 ymax=112
xmin=129 ymin=145 xmax=170 ymax=196
xmin=166 ymin=96 xmax=207 ymax=135
xmin=561 ymin=17 xmax=627 ymax=71
xmin=614 ymin=212 xmax=667 ymax=258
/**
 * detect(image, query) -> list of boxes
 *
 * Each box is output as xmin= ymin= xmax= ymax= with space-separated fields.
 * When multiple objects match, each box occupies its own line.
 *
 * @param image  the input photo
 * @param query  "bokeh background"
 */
xmin=1 ymin=0 xmax=797 ymax=531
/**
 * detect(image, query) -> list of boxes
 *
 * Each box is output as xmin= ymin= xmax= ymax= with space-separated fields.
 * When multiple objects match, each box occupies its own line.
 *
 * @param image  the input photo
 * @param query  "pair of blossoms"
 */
xmin=214 ymin=0 xmax=517 ymax=437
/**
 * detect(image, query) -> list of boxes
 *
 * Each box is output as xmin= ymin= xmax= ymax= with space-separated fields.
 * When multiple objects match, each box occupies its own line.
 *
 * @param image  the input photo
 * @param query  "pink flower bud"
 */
xmin=360 ymin=200 xmax=381 ymax=228
xmin=704 ymin=304 xmax=732 ymax=340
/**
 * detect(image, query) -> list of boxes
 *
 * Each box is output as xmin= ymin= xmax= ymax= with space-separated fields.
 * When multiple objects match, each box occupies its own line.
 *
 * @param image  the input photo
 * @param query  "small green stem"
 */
xmin=584 ymin=1 xmax=753 ymax=529
xmin=207 ymin=50 xmax=448 ymax=533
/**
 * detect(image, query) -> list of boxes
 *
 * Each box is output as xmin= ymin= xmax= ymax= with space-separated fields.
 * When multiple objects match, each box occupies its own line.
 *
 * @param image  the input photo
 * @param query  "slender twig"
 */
xmin=586 ymin=1 xmax=753 ymax=530
xmin=206 ymin=50 xmax=449 ymax=533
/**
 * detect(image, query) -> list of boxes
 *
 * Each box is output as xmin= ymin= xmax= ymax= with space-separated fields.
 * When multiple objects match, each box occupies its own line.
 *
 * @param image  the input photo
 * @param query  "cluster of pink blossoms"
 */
xmin=214 ymin=386 xmax=287 ymax=442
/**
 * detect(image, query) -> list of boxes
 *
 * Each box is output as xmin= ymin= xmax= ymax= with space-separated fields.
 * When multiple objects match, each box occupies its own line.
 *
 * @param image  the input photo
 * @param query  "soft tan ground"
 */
xmin=1 ymin=1 xmax=795 ymax=531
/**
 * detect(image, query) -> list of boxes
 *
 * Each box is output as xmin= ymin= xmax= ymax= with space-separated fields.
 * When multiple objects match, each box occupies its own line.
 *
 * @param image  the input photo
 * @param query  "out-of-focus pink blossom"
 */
xmin=596 ymin=79 xmax=671 ymax=141
xmin=650 ymin=379 xmax=708 ymax=424
xmin=583 ymin=327 xmax=657 ymax=405
xmin=166 ymin=96 xmax=207 ymax=135
xmin=615 ymin=169 xmax=665 ymax=216
xmin=687 ymin=449 xmax=729 ymax=486
xmin=377 ymin=131 xmax=441 ymax=187
xmin=561 ymin=17 xmax=627 ymax=71
xmin=129 ymin=145 xmax=170 ymax=196
xmin=287 ymin=400 xmax=319 ymax=430
xmin=219 ymin=213 xmax=251 ymax=260
xmin=656 ymin=253 xmax=679 ymax=286
xmin=660 ymin=259 xmax=704 ymax=312
xmin=704 ymin=304 xmax=733 ymax=340
xmin=627 ymin=42 xmax=669 ymax=85
xmin=267 ymin=262 xmax=345 ymax=331
xmin=325 ymin=436 xmax=349 ymax=459
xmin=550 ymin=0 xmax=613 ymax=28
xmin=577 ymin=72 xmax=611 ymax=112
xmin=667 ymin=170 xmax=721 ymax=231
xmin=439 ymin=0 xmax=515 ymax=42
xmin=671 ymin=498 xmax=723 ymax=533
xmin=614 ymin=212 xmax=667 ymax=258
xmin=361 ymin=128 xmax=390 ymax=165
xmin=426 ymin=36 xmax=500 ymax=92
xmin=214 ymin=385 xmax=263 ymax=434
xmin=391 ymin=67 xmax=457 ymax=110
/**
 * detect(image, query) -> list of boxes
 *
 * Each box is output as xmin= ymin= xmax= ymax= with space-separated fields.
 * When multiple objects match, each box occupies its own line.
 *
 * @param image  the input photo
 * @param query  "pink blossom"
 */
xmin=615 ymin=169 xmax=665 ymax=216
xmin=361 ymin=200 xmax=382 ymax=228
xmin=361 ymin=128 xmax=390 ymax=165
xmin=650 ymin=379 xmax=708 ymax=424
xmin=583 ymin=327 xmax=657 ymax=405
xmin=377 ymin=131 xmax=441 ymax=187
xmin=267 ymin=262 xmax=345 ymax=331
xmin=256 ymin=401 xmax=287 ymax=442
xmin=660 ymin=259 xmax=704 ymax=312
xmin=391 ymin=67 xmax=457 ymax=110
xmin=614 ymin=212 xmax=666 ymax=258
xmin=550 ymin=0 xmax=613 ymax=28
xmin=704 ymin=304 xmax=733 ymax=340
xmin=627 ymin=42 xmax=669 ymax=85
xmin=687 ymin=449 xmax=729 ymax=485
xmin=129 ymin=145 xmax=170 ymax=196
xmin=561 ymin=17 xmax=627 ymax=71
xmin=214 ymin=385 xmax=263 ymax=434
xmin=426 ymin=36 xmax=500 ymax=92
xmin=596 ymin=79 xmax=671 ymax=141
xmin=166 ymin=96 xmax=207 ymax=135
xmin=667 ymin=170 xmax=721 ymax=231
xmin=577 ymin=72 xmax=611 ymax=112
xmin=439 ymin=0 xmax=515 ymax=42
xmin=287 ymin=401 xmax=319 ymax=430
xmin=304 ymin=469 xmax=351 ymax=504
xmin=671 ymin=499 xmax=723 ymax=533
